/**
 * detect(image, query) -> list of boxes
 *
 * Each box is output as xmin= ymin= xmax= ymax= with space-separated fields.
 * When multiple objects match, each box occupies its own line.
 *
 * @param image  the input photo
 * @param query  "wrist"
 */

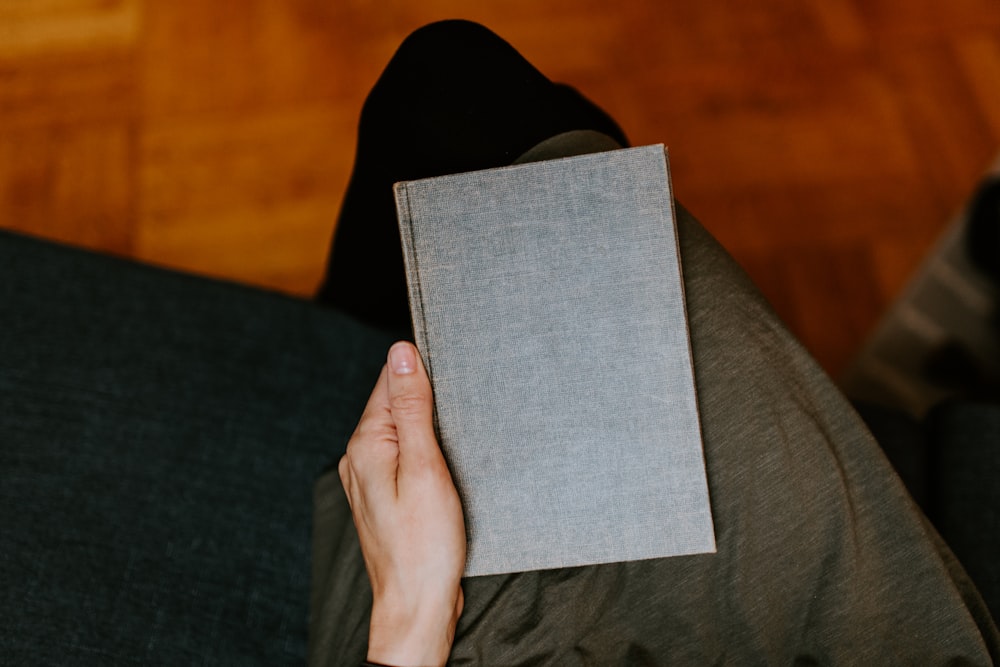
xmin=368 ymin=590 xmax=463 ymax=667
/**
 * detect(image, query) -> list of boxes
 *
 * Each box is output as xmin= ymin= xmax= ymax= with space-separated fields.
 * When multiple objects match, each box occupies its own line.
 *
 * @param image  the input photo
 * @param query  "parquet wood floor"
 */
xmin=3 ymin=1 xmax=1000 ymax=377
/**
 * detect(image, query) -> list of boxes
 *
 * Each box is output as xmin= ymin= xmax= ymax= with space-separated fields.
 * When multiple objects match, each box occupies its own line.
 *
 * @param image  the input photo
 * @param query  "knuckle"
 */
xmin=337 ymin=455 xmax=349 ymax=483
xmin=389 ymin=389 xmax=428 ymax=417
xmin=337 ymin=455 xmax=354 ymax=505
xmin=352 ymin=414 xmax=394 ymax=443
xmin=410 ymin=452 xmax=451 ymax=484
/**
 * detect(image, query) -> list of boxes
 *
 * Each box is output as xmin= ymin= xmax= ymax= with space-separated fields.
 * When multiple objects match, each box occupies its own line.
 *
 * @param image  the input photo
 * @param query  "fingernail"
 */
xmin=388 ymin=342 xmax=417 ymax=375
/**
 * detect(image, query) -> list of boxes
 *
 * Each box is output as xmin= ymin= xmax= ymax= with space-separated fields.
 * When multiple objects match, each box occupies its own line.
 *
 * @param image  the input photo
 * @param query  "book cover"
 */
xmin=394 ymin=144 xmax=715 ymax=576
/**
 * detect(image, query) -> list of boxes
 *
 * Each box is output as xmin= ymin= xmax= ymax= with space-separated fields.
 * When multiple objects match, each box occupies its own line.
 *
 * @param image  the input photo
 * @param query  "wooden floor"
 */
xmin=3 ymin=1 xmax=1000 ymax=377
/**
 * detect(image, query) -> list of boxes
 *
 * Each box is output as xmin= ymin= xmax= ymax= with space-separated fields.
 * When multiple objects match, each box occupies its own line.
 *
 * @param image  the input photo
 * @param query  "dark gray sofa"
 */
xmin=0 ymin=230 xmax=391 ymax=664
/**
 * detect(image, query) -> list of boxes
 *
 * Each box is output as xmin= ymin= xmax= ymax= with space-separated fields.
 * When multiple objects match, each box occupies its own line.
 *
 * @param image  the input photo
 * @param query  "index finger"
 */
xmin=343 ymin=364 xmax=400 ymax=496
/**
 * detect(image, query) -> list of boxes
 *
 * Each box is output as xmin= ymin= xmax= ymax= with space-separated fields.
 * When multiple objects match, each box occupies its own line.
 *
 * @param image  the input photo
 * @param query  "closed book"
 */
xmin=394 ymin=144 xmax=715 ymax=576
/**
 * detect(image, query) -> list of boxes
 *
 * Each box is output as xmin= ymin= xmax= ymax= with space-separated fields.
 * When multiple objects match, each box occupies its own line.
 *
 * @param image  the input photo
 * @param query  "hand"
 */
xmin=339 ymin=341 xmax=466 ymax=667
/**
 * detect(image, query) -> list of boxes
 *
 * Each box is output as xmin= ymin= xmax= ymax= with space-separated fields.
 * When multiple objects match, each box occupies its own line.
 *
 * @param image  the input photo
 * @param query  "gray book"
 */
xmin=394 ymin=144 xmax=715 ymax=577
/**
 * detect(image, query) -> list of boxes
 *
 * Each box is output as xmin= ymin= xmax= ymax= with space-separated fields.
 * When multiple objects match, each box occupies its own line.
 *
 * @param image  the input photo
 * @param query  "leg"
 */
xmin=316 ymin=20 xmax=627 ymax=332
xmin=310 ymin=25 xmax=1000 ymax=665
xmin=313 ymin=198 xmax=1000 ymax=665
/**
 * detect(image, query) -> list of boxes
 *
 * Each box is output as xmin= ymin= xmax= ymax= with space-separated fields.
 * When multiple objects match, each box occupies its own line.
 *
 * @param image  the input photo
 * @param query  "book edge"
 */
xmin=660 ymin=147 xmax=718 ymax=553
xmin=397 ymin=143 xmax=666 ymax=191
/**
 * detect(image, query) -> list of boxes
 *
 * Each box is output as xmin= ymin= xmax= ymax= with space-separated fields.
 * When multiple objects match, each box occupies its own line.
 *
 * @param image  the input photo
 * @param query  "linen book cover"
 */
xmin=393 ymin=144 xmax=715 ymax=577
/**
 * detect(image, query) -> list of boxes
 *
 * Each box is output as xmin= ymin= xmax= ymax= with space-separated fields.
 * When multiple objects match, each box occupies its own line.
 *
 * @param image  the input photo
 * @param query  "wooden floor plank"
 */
xmin=0 ymin=122 xmax=134 ymax=253
xmin=137 ymin=105 xmax=355 ymax=292
xmin=0 ymin=0 xmax=140 ymax=59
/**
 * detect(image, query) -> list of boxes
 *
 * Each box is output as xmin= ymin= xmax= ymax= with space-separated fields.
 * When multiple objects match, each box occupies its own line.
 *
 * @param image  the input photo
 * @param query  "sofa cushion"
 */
xmin=0 ymin=231 xmax=393 ymax=665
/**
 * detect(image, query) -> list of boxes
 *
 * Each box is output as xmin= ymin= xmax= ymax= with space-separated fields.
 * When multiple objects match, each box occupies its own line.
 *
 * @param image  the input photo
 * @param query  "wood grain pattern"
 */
xmin=2 ymin=0 xmax=999 ymax=376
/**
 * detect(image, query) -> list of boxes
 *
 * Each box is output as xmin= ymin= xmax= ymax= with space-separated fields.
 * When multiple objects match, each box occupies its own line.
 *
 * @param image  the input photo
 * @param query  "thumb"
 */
xmin=385 ymin=342 xmax=441 ymax=470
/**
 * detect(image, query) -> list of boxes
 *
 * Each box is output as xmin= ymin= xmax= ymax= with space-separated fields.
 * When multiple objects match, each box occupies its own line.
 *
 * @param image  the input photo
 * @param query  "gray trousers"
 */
xmin=310 ymin=203 xmax=1000 ymax=665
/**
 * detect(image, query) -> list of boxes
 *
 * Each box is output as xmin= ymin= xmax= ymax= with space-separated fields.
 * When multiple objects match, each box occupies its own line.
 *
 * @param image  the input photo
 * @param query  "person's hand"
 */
xmin=339 ymin=341 xmax=466 ymax=667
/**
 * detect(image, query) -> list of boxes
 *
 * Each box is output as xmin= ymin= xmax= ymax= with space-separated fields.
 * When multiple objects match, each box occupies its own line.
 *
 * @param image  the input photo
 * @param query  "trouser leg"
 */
xmin=316 ymin=19 xmax=627 ymax=331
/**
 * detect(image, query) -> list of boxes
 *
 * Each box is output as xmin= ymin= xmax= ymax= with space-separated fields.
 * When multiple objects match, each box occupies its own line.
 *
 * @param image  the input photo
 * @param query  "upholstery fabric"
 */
xmin=0 ymin=231 xmax=393 ymax=664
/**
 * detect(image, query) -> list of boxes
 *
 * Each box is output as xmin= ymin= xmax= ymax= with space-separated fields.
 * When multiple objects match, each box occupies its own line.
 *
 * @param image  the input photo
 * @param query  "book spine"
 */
xmin=393 ymin=182 xmax=434 ymax=383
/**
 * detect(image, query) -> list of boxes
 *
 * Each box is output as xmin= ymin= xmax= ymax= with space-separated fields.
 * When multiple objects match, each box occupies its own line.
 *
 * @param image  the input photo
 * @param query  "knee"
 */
xmin=391 ymin=20 xmax=511 ymax=73
xmin=360 ymin=19 xmax=540 ymax=126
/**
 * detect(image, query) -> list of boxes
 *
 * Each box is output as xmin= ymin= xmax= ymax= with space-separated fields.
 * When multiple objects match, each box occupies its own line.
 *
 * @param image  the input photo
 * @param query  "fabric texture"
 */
xmin=309 ymin=201 xmax=1000 ymax=664
xmin=394 ymin=145 xmax=713 ymax=575
xmin=0 ymin=230 xmax=394 ymax=665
